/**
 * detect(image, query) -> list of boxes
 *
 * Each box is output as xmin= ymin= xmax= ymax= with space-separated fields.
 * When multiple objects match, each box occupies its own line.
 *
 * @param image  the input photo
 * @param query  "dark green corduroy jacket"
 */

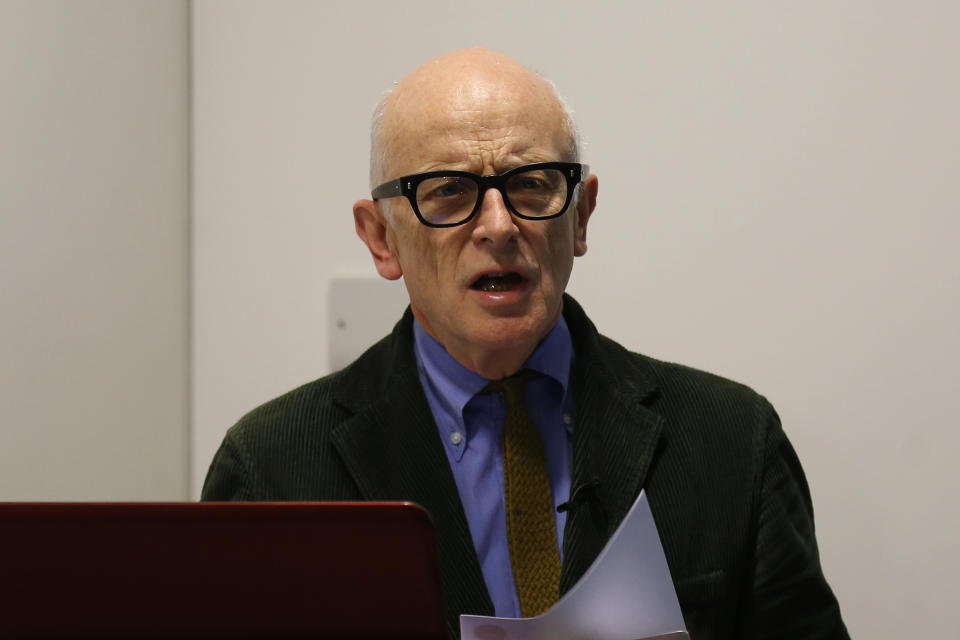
xmin=203 ymin=295 xmax=847 ymax=640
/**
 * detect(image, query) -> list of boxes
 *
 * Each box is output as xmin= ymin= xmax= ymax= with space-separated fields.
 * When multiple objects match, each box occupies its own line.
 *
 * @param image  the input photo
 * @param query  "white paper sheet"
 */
xmin=460 ymin=490 xmax=688 ymax=640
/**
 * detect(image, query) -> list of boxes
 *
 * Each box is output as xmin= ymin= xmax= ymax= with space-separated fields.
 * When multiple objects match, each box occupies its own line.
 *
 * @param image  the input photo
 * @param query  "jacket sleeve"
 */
xmin=200 ymin=427 xmax=257 ymax=501
xmin=750 ymin=404 xmax=849 ymax=639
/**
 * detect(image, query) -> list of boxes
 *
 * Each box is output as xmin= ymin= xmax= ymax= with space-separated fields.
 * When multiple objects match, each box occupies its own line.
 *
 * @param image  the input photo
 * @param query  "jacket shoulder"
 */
xmin=644 ymin=351 xmax=771 ymax=416
xmin=229 ymin=314 xmax=409 ymax=440
xmin=202 ymin=321 xmax=408 ymax=501
xmin=563 ymin=294 xmax=771 ymax=421
xmin=590 ymin=328 xmax=773 ymax=420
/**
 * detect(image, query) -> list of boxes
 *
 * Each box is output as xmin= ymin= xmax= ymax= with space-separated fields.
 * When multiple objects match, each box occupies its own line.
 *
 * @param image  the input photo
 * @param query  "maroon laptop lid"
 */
xmin=0 ymin=501 xmax=447 ymax=638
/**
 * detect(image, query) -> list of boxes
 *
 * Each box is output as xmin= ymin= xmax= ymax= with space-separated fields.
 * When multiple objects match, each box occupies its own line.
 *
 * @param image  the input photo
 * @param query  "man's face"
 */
xmin=356 ymin=52 xmax=596 ymax=377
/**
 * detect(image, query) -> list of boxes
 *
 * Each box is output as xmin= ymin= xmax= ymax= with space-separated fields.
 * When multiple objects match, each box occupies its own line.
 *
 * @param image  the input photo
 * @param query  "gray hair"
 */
xmin=369 ymin=87 xmax=395 ymax=191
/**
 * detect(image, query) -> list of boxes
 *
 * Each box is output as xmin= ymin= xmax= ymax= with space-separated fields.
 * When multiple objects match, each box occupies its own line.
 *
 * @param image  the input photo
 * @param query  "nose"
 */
xmin=472 ymin=187 xmax=518 ymax=248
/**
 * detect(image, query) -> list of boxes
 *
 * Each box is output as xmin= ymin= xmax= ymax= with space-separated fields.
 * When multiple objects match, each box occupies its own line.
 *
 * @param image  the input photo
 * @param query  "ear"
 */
xmin=353 ymin=199 xmax=403 ymax=280
xmin=573 ymin=173 xmax=598 ymax=257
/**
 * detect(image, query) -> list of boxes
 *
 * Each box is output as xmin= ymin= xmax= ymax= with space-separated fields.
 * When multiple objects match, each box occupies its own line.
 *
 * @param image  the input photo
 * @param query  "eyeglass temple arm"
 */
xmin=371 ymin=179 xmax=403 ymax=200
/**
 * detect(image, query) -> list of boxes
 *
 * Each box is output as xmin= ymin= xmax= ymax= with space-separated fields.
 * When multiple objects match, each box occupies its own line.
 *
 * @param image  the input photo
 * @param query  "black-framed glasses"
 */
xmin=371 ymin=162 xmax=590 ymax=228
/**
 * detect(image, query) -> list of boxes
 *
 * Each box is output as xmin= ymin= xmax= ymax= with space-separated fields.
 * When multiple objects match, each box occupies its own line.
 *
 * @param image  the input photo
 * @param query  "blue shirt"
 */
xmin=413 ymin=318 xmax=575 ymax=618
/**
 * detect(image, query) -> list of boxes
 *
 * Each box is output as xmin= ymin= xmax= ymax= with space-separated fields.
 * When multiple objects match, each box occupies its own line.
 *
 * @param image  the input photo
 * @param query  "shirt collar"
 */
xmin=413 ymin=321 xmax=489 ymax=425
xmin=412 ymin=315 xmax=574 ymax=422
xmin=522 ymin=316 xmax=573 ymax=397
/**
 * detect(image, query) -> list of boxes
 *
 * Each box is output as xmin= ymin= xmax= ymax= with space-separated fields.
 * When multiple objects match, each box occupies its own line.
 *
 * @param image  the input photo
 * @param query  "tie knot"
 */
xmin=484 ymin=369 xmax=538 ymax=403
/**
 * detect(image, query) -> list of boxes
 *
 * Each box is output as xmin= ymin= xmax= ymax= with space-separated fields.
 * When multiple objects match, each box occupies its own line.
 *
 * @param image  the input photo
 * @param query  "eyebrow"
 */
xmin=423 ymin=154 xmax=562 ymax=177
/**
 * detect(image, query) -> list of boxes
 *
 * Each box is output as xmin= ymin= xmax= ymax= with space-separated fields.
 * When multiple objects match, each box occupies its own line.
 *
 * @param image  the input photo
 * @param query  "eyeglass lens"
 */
xmin=416 ymin=168 xmax=568 ymax=225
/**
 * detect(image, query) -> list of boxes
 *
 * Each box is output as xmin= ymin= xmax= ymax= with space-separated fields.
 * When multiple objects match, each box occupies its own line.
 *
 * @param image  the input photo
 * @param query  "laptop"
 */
xmin=0 ymin=501 xmax=447 ymax=638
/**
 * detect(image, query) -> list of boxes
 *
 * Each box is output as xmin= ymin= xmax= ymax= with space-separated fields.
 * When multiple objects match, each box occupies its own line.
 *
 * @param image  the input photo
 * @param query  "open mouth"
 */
xmin=471 ymin=272 xmax=525 ymax=292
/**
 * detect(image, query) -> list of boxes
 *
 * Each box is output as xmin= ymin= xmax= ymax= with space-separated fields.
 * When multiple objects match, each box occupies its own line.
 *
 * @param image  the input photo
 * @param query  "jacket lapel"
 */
xmin=559 ymin=296 xmax=664 ymax=594
xmin=329 ymin=313 xmax=494 ymax=635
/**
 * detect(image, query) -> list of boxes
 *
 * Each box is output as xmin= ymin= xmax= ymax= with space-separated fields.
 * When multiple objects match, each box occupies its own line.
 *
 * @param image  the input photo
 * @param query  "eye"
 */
xmin=515 ymin=176 xmax=546 ymax=191
xmin=420 ymin=177 xmax=472 ymax=200
xmin=437 ymin=183 xmax=468 ymax=198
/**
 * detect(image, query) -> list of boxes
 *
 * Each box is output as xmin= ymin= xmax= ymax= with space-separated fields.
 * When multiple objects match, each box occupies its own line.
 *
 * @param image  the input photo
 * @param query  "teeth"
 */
xmin=474 ymin=272 xmax=522 ymax=292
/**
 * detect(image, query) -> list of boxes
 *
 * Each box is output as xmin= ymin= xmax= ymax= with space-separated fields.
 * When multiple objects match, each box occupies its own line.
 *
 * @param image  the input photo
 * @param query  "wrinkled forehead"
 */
xmin=380 ymin=62 xmax=571 ymax=176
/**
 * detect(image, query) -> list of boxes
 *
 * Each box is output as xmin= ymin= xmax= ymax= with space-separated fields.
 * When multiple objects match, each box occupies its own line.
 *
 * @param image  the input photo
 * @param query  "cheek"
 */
xmin=393 ymin=226 xmax=460 ymax=285
xmin=540 ymin=223 xmax=576 ymax=282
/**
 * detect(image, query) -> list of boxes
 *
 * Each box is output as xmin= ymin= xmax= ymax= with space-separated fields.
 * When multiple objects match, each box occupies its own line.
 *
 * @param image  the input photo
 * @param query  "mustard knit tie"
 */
xmin=487 ymin=370 xmax=561 ymax=617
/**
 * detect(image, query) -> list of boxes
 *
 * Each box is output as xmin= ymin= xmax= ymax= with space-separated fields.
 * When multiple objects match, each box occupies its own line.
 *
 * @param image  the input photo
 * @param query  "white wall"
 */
xmin=0 ymin=0 xmax=190 ymax=500
xmin=189 ymin=1 xmax=959 ymax=637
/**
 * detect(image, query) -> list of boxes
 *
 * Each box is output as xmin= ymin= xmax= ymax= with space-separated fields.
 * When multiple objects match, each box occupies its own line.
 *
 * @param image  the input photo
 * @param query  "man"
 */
xmin=203 ymin=48 xmax=848 ymax=639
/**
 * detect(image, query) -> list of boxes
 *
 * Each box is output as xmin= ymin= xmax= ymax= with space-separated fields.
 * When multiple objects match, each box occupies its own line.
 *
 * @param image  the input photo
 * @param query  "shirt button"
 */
xmin=563 ymin=413 xmax=573 ymax=425
xmin=450 ymin=432 xmax=463 ymax=445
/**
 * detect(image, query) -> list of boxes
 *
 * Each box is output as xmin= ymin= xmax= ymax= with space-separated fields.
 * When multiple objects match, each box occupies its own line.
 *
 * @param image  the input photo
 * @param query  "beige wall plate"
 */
xmin=328 ymin=275 xmax=410 ymax=373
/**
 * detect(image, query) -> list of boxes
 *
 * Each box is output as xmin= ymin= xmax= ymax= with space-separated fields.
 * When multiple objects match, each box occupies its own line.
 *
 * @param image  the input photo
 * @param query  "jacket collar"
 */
xmin=328 ymin=295 xmax=663 ymax=632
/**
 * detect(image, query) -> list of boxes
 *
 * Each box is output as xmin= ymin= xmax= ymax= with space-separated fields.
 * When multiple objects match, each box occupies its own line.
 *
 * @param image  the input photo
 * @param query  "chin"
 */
xmin=470 ymin=314 xmax=551 ymax=351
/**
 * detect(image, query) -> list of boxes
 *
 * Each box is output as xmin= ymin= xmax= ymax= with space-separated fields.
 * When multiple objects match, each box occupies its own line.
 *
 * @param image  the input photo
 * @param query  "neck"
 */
xmin=410 ymin=309 xmax=544 ymax=381
xmin=449 ymin=345 xmax=535 ymax=381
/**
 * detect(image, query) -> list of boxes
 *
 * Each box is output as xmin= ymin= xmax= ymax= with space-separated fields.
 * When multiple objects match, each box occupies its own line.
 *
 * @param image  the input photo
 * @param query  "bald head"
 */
xmin=370 ymin=48 xmax=579 ymax=188
xmin=354 ymin=47 xmax=598 ymax=379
